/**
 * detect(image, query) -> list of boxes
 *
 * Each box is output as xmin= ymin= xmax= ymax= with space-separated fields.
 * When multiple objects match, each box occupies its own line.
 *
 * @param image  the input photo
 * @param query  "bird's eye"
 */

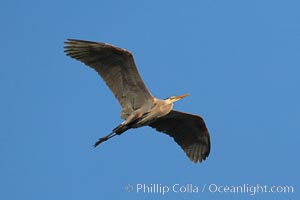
xmin=164 ymin=96 xmax=174 ymax=100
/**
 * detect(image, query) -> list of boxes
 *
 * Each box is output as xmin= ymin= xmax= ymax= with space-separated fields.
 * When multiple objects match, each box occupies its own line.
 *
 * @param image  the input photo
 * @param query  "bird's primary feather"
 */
xmin=64 ymin=39 xmax=153 ymax=119
xmin=149 ymin=110 xmax=210 ymax=163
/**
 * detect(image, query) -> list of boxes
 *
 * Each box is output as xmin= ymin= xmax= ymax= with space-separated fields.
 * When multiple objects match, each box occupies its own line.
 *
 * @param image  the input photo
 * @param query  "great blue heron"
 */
xmin=64 ymin=39 xmax=210 ymax=163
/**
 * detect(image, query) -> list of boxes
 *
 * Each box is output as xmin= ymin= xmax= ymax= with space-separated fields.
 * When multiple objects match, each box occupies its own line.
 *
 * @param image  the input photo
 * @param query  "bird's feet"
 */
xmin=93 ymin=137 xmax=108 ymax=147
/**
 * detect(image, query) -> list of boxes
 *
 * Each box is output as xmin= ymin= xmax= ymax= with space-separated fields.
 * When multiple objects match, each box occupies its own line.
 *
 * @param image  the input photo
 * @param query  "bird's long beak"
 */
xmin=177 ymin=93 xmax=189 ymax=99
xmin=173 ymin=93 xmax=189 ymax=102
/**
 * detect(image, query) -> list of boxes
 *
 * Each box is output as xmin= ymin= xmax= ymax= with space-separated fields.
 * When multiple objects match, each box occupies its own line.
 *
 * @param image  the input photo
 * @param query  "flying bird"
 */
xmin=64 ymin=39 xmax=210 ymax=163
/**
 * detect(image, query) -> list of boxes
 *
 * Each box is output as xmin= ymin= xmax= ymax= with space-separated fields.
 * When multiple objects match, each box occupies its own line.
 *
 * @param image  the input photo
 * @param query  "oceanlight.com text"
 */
xmin=207 ymin=183 xmax=294 ymax=195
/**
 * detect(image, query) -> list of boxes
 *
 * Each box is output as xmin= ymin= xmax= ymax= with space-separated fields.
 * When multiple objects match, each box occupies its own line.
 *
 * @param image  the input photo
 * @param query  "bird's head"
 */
xmin=164 ymin=93 xmax=189 ymax=104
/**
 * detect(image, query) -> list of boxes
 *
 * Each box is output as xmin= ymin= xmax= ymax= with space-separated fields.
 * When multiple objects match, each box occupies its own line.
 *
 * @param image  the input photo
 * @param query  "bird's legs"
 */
xmin=94 ymin=131 xmax=117 ymax=147
xmin=93 ymin=122 xmax=131 ymax=147
xmin=93 ymin=114 xmax=141 ymax=148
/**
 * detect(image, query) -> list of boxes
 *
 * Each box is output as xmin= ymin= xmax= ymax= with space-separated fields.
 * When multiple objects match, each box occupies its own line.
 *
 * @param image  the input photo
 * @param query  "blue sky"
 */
xmin=1 ymin=0 xmax=299 ymax=199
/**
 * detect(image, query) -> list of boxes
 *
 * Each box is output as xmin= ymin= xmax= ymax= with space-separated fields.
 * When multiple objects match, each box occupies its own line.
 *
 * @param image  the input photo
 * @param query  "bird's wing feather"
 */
xmin=64 ymin=39 xmax=153 ymax=119
xmin=149 ymin=110 xmax=210 ymax=163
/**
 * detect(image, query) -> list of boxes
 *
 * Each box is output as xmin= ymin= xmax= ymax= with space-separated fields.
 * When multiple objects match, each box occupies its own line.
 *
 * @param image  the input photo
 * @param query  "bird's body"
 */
xmin=121 ymin=97 xmax=173 ymax=128
xmin=64 ymin=39 xmax=211 ymax=163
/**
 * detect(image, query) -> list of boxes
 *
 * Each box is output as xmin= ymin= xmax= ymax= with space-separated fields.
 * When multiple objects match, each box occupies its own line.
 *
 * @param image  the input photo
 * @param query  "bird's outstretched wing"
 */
xmin=64 ymin=39 xmax=153 ymax=119
xmin=149 ymin=110 xmax=210 ymax=163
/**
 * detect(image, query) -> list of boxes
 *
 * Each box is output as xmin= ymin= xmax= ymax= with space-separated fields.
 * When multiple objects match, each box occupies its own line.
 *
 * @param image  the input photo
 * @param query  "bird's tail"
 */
xmin=94 ymin=123 xmax=130 ymax=147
